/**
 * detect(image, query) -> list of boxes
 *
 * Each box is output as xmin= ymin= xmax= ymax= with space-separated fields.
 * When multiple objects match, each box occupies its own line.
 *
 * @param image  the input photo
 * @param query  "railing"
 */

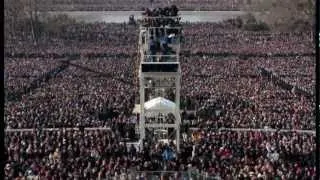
xmin=128 ymin=170 xmax=220 ymax=180
xmin=5 ymin=127 xmax=112 ymax=132
xmin=5 ymin=127 xmax=315 ymax=134
xmin=144 ymin=55 xmax=178 ymax=62
xmin=19 ymin=170 xmax=220 ymax=180
xmin=189 ymin=127 xmax=316 ymax=134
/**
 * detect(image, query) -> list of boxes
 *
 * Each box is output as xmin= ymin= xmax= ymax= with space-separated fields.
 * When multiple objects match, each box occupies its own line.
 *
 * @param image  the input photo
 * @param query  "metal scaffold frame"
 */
xmin=137 ymin=15 xmax=182 ymax=151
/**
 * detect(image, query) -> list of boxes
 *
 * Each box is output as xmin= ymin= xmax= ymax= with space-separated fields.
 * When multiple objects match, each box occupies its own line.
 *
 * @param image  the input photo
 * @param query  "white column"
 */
xmin=139 ymin=74 xmax=145 ymax=149
xmin=176 ymin=121 xmax=180 ymax=152
xmin=177 ymin=31 xmax=181 ymax=56
xmin=175 ymin=73 xmax=181 ymax=152
xmin=175 ymin=74 xmax=181 ymax=124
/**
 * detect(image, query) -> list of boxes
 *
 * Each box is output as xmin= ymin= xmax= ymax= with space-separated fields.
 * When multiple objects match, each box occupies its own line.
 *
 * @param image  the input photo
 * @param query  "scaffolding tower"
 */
xmin=137 ymin=15 xmax=182 ymax=151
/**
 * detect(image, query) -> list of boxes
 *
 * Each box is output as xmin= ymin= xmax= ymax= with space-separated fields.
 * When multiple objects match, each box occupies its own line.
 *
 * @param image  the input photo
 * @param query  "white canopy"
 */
xmin=133 ymin=104 xmax=141 ymax=114
xmin=144 ymin=97 xmax=176 ymax=114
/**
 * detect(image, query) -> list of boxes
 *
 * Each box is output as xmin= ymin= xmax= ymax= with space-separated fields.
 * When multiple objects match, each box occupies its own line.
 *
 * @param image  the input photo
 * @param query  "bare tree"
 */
xmin=24 ymin=0 xmax=40 ymax=43
xmin=4 ymin=0 xmax=25 ymax=37
xmin=5 ymin=0 xmax=41 ymax=43
xmin=242 ymin=0 xmax=314 ymax=31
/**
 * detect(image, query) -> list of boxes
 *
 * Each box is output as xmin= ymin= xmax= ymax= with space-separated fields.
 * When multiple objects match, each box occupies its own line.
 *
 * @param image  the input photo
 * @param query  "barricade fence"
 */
xmin=126 ymin=170 xmax=220 ymax=180
xmin=5 ymin=127 xmax=315 ymax=134
xmin=5 ymin=127 xmax=111 ymax=132
xmin=12 ymin=170 xmax=220 ymax=180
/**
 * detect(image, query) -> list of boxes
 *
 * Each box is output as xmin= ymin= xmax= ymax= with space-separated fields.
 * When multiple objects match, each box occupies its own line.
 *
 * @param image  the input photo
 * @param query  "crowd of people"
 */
xmin=37 ymin=0 xmax=246 ymax=11
xmin=4 ymin=18 xmax=316 ymax=179
xmin=142 ymin=6 xmax=180 ymax=27
xmin=141 ymin=6 xmax=181 ymax=62
xmin=183 ymin=23 xmax=314 ymax=55
xmin=257 ymin=56 xmax=315 ymax=93
xmin=5 ymin=57 xmax=136 ymax=129
xmin=5 ymin=58 xmax=63 ymax=95
xmin=5 ymin=23 xmax=138 ymax=57
xmin=5 ymin=55 xmax=314 ymax=130
xmin=5 ymin=130 xmax=316 ymax=179
xmin=181 ymin=56 xmax=314 ymax=130
xmin=5 ymin=22 xmax=314 ymax=58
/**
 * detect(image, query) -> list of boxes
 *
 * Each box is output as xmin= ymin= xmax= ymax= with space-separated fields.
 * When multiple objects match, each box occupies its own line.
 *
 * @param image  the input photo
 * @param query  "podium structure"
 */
xmin=137 ymin=12 xmax=182 ymax=151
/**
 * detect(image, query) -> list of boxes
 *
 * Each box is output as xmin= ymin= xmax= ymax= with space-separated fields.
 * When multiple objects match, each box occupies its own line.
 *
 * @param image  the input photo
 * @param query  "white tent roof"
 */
xmin=144 ymin=97 xmax=176 ymax=113
xmin=133 ymin=104 xmax=141 ymax=114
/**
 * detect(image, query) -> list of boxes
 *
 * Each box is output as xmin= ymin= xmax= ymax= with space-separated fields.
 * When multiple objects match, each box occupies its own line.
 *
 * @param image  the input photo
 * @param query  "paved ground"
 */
xmin=46 ymin=11 xmax=247 ymax=23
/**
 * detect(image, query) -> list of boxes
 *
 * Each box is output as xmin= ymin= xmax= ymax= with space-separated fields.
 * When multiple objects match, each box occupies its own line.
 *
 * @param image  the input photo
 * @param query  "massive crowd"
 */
xmin=5 ymin=23 xmax=314 ymax=58
xmin=4 ymin=18 xmax=316 ymax=179
xmin=5 ymin=23 xmax=138 ymax=57
xmin=5 ymin=55 xmax=315 ymax=130
xmin=181 ymin=56 xmax=314 ymax=130
xmin=183 ymin=23 xmax=314 ymax=55
xmin=5 ymin=58 xmax=63 ymax=94
xmin=5 ymin=130 xmax=316 ymax=179
xmin=5 ymin=57 xmax=136 ymax=129
xmin=257 ymin=56 xmax=315 ymax=93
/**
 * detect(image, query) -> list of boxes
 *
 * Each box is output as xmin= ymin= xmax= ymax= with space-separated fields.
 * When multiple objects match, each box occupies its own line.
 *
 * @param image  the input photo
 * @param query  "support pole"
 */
xmin=140 ymin=74 xmax=145 ymax=150
xmin=139 ymin=16 xmax=182 ymax=156
xmin=315 ymin=0 xmax=319 ymax=178
xmin=176 ymin=124 xmax=180 ymax=152
xmin=175 ymin=74 xmax=181 ymax=152
xmin=176 ymin=75 xmax=181 ymax=124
